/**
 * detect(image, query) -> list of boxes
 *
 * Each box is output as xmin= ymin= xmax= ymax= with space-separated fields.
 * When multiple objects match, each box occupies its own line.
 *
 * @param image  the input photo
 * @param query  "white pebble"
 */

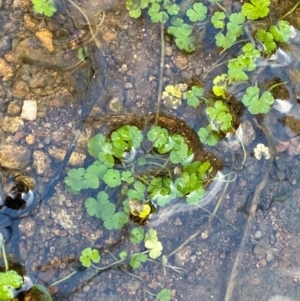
xmin=21 ymin=100 xmax=37 ymax=121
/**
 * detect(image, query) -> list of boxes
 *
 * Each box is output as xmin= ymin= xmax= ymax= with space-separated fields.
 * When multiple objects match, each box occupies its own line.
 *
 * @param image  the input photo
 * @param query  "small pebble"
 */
xmin=254 ymin=230 xmax=262 ymax=239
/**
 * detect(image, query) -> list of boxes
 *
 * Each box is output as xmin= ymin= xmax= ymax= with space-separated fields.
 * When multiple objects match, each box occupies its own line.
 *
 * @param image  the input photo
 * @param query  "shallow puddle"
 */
xmin=1 ymin=0 xmax=300 ymax=301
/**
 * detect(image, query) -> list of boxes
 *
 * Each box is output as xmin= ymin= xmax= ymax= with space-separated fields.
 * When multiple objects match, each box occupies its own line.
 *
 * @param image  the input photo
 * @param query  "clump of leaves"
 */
xmin=147 ymin=177 xmax=176 ymax=206
xmin=269 ymin=20 xmax=292 ymax=43
xmin=110 ymin=125 xmax=143 ymax=158
xmin=206 ymin=100 xmax=232 ymax=132
xmin=129 ymin=253 xmax=148 ymax=269
xmin=162 ymin=83 xmax=188 ymax=109
xmin=0 ymin=270 xmax=23 ymax=301
xmin=211 ymin=11 xmax=226 ymax=29
xmin=85 ymin=191 xmax=129 ymax=230
xmin=256 ymin=20 xmax=293 ymax=54
xmin=175 ymin=161 xmax=211 ymax=203
xmin=125 ymin=0 xmax=148 ymax=18
xmin=130 ymin=227 xmax=145 ymax=244
xmin=78 ymin=46 xmax=89 ymax=61
xmin=212 ymin=74 xmax=228 ymax=99
xmin=186 ymin=85 xmax=205 ymax=107
xmin=215 ymin=12 xmax=245 ymax=49
xmin=242 ymin=0 xmax=270 ymax=20
xmin=147 ymin=125 xmax=192 ymax=164
xmin=31 ymin=0 xmax=57 ymax=17
xmin=242 ymin=85 xmax=274 ymax=114
xmin=157 ymin=288 xmax=172 ymax=301
xmin=79 ymin=247 xmax=101 ymax=268
xmin=227 ymin=43 xmax=261 ymax=82
xmin=186 ymin=3 xmax=207 ymax=22
xmin=144 ymin=229 xmax=163 ymax=259
xmin=198 ymin=125 xmax=219 ymax=146
xmin=167 ymin=17 xmax=195 ymax=52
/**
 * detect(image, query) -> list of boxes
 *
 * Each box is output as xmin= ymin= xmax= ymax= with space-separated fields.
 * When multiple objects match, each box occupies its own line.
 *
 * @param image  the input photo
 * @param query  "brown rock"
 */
xmin=173 ymin=54 xmax=188 ymax=70
xmin=12 ymin=0 xmax=31 ymax=10
xmin=25 ymin=133 xmax=35 ymax=145
xmin=23 ymin=13 xmax=39 ymax=31
xmin=48 ymin=146 xmax=86 ymax=166
xmin=35 ymin=29 xmax=54 ymax=53
xmin=12 ymin=80 xmax=30 ymax=99
xmin=1 ymin=116 xmax=24 ymax=133
xmin=174 ymin=246 xmax=192 ymax=266
xmin=13 ymin=131 xmax=26 ymax=142
xmin=0 ymin=58 xmax=14 ymax=81
xmin=33 ymin=150 xmax=52 ymax=175
xmin=19 ymin=217 xmax=36 ymax=237
xmin=103 ymin=31 xmax=116 ymax=43
xmin=0 ymin=144 xmax=31 ymax=169
xmin=7 ymin=102 xmax=22 ymax=115
xmin=15 ymin=37 xmax=72 ymax=69
xmin=3 ymin=51 xmax=17 ymax=64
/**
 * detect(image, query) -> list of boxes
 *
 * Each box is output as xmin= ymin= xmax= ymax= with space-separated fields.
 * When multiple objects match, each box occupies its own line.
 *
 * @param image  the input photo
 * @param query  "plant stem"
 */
xmin=136 ymin=175 xmax=150 ymax=186
xmin=234 ymin=128 xmax=247 ymax=170
xmin=268 ymin=81 xmax=287 ymax=92
xmin=1 ymin=242 xmax=9 ymax=272
xmin=65 ymin=0 xmax=101 ymax=48
xmin=215 ymin=2 xmax=227 ymax=13
xmin=155 ymin=23 xmax=165 ymax=125
xmin=280 ymin=0 xmax=300 ymax=20
xmin=49 ymin=271 xmax=77 ymax=287
xmin=142 ymin=160 xmax=172 ymax=179
xmin=91 ymin=259 xmax=125 ymax=270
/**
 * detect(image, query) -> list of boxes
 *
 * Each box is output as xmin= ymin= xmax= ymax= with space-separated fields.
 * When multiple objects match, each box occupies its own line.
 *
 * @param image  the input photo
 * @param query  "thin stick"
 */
xmin=224 ymin=165 xmax=270 ymax=301
xmin=1 ymin=243 xmax=9 ymax=271
xmin=155 ymin=23 xmax=165 ymax=125
xmin=49 ymin=271 xmax=77 ymax=287
xmin=65 ymin=0 xmax=101 ymax=48
xmin=280 ymin=0 xmax=300 ymax=20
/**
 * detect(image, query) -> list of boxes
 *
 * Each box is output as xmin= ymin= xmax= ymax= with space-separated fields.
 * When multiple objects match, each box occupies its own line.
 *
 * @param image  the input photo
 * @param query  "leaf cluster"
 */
xmin=227 ymin=42 xmax=261 ymax=82
xmin=64 ymin=160 xmax=134 ymax=193
xmin=256 ymin=20 xmax=292 ymax=54
xmin=144 ymin=229 xmax=163 ymax=259
xmin=174 ymin=161 xmax=211 ymax=203
xmin=241 ymin=0 xmax=270 ymax=21
xmin=88 ymin=126 xmax=142 ymax=165
xmin=129 ymin=253 xmax=148 ymax=269
xmin=215 ymin=12 xmax=245 ymax=49
xmin=186 ymin=3 xmax=207 ymax=23
xmin=79 ymin=247 xmax=101 ymax=268
xmin=147 ymin=125 xmax=192 ymax=164
xmin=147 ymin=177 xmax=176 ymax=206
xmin=157 ymin=288 xmax=172 ymax=301
xmin=198 ymin=125 xmax=219 ymax=146
xmin=130 ymin=227 xmax=145 ymax=244
xmin=242 ymin=85 xmax=274 ymax=114
xmin=206 ymin=100 xmax=232 ymax=132
xmin=167 ymin=17 xmax=195 ymax=53
xmin=85 ymin=191 xmax=129 ymax=230
xmin=31 ymin=0 xmax=57 ymax=17
xmin=186 ymin=85 xmax=204 ymax=107
xmin=0 ymin=270 xmax=23 ymax=301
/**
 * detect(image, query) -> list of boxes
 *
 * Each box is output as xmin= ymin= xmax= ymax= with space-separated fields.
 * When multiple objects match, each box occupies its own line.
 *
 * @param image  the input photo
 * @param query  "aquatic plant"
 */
xmin=0 ymin=270 xmax=23 ymax=301
xmin=157 ymin=288 xmax=172 ymax=301
xmin=242 ymin=86 xmax=274 ymax=114
xmin=186 ymin=85 xmax=205 ymax=107
xmin=64 ymin=121 xmax=215 ymax=295
xmin=79 ymin=247 xmax=101 ymax=268
xmin=31 ymin=0 xmax=57 ymax=17
xmin=167 ymin=18 xmax=195 ymax=52
xmin=241 ymin=0 xmax=270 ymax=20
